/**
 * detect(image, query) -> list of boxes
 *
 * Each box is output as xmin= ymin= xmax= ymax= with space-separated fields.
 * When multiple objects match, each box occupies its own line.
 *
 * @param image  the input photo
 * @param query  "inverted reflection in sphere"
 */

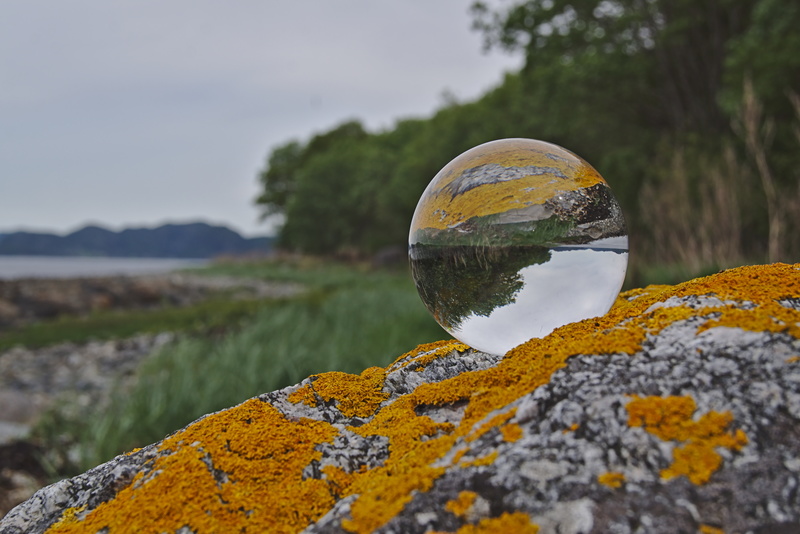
xmin=409 ymin=138 xmax=629 ymax=355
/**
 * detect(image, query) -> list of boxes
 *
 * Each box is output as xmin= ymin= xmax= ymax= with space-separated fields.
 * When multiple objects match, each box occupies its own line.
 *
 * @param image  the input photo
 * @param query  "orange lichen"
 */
xmin=432 ymin=512 xmax=539 ymax=534
xmin=626 ymin=395 xmax=748 ymax=484
xmin=287 ymin=383 xmax=318 ymax=407
xmin=597 ymin=472 xmax=625 ymax=488
xmin=390 ymin=339 xmax=470 ymax=372
xmin=787 ymin=356 xmax=800 ymax=363
xmin=500 ymin=423 xmax=523 ymax=443
xmin=46 ymin=264 xmax=798 ymax=533
xmin=305 ymin=366 xmax=389 ymax=418
xmin=460 ymin=451 xmax=499 ymax=468
xmin=698 ymin=305 xmax=800 ymax=338
xmin=445 ymin=491 xmax=478 ymax=517
xmin=47 ymin=399 xmax=339 ymax=534
xmin=450 ymin=447 xmax=469 ymax=465
xmin=321 ymin=465 xmax=357 ymax=497
xmin=467 ymin=409 xmax=517 ymax=442
xmin=563 ymin=423 xmax=580 ymax=434
xmin=699 ymin=525 xmax=725 ymax=534
xmin=48 ymin=505 xmax=87 ymax=528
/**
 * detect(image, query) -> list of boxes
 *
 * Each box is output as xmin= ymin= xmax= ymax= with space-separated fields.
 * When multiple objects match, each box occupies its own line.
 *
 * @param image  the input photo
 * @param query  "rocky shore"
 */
xmin=0 ymin=273 xmax=301 ymax=330
xmin=0 ymin=273 xmax=303 ymax=517
xmin=0 ymin=334 xmax=174 ymax=516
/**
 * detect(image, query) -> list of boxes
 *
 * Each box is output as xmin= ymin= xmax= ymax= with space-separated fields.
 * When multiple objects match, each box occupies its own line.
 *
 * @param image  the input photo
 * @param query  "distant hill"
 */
xmin=0 ymin=223 xmax=274 ymax=259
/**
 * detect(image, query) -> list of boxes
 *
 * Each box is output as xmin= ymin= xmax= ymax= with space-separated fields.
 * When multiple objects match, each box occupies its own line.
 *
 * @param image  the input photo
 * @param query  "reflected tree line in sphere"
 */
xmin=409 ymin=244 xmax=550 ymax=330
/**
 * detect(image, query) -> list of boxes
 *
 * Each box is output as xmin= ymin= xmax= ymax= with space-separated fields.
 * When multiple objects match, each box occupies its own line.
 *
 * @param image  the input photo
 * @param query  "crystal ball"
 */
xmin=409 ymin=138 xmax=628 ymax=355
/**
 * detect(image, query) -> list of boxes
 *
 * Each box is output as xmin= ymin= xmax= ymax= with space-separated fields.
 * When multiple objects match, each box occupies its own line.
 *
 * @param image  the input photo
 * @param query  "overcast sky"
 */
xmin=0 ymin=1 xmax=522 ymax=237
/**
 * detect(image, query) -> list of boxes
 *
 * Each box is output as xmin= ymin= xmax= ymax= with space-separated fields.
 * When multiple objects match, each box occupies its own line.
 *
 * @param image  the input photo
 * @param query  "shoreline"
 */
xmin=0 ymin=256 xmax=208 ymax=281
xmin=0 ymin=272 xmax=301 ymax=331
xmin=0 ymin=272 xmax=303 ymax=517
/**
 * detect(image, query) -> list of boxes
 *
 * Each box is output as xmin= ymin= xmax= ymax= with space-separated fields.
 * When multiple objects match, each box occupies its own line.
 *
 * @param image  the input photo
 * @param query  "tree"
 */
xmin=255 ymin=140 xmax=303 ymax=218
xmin=255 ymin=120 xmax=368 ymax=221
xmin=254 ymin=0 xmax=800 ymax=266
xmin=472 ymin=0 xmax=760 ymax=133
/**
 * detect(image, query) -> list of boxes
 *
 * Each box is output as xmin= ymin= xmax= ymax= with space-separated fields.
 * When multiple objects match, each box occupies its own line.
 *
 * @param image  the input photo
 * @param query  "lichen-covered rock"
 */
xmin=2 ymin=263 xmax=800 ymax=534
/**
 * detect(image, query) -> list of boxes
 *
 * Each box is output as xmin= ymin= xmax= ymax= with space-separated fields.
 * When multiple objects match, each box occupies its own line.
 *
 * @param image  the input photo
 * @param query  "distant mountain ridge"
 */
xmin=0 ymin=223 xmax=273 ymax=259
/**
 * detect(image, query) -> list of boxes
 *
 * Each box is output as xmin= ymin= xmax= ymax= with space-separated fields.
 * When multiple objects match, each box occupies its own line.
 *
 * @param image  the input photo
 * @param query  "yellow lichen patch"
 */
xmin=340 ymin=462 xmax=449 ymax=534
xmin=626 ymin=395 xmax=748 ymax=485
xmin=699 ymin=525 xmax=725 ymax=534
xmin=287 ymin=383 xmax=318 ymax=407
xmin=618 ymin=284 xmax=671 ymax=302
xmin=626 ymin=395 xmax=697 ymax=441
xmin=389 ymin=339 xmax=470 ymax=373
xmin=787 ymin=356 xmax=800 ymax=363
xmin=500 ymin=423 xmax=523 ymax=443
xmin=467 ymin=409 xmax=517 ymax=442
xmin=432 ymin=512 xmax=540 ymax=534
xmin=698 ymin=304 xmax=800 ymax=338
xmin=48 ymin=505 xmax=87 ymax=528
xmin=321 ymin=465 xmax=357 ymax=498
xmin=445 ymin=491 xmax=478 ymax=518
xmin=563 ymin=423 xmax=580 ymax=434
xmin=460 ymin=451 xmax=499 ymax=468
xmin=451 ymin=447 xmax=469 ymax=466
xmin=308 ymin=366 xmax=389 ymax=418
xmin=46 ymin=399 xmax=339 ymax=534
xmin=597 ymin=471 xmax=625 ymax=488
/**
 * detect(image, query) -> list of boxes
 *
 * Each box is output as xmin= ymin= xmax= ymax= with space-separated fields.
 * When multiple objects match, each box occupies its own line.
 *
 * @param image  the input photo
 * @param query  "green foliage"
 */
xmin=723 ymin=0 xmax=800 ymax=118
xmin=473 ymin=0 xmax=757 ymax=132
xmin=254 ymin=0 xmax=800 ymax=270
xmin=255 ymin=141 xmax=304 ymax=217
xmin=0 ymin=298 xmax=268 ymax=352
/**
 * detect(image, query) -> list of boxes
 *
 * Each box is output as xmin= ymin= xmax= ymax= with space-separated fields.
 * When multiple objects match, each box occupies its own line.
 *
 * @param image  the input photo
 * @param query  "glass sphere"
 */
xmin=409 ymin=138 xmax=628 ymax=355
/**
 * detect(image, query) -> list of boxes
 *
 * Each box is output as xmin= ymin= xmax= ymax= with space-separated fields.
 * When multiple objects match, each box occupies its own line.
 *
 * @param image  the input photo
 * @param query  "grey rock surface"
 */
xmin=2 ymin=264 xmax=799 ymax=534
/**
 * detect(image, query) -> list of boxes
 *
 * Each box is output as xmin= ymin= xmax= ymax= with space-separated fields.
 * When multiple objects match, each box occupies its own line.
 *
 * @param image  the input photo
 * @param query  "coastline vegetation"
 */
xmin=31 ymin=258 xmax=447 ymax=474
xmin=256 ymin=0 xmax=800 ymax=285
xmin=0 ymin=297 xmax=269 ymax=353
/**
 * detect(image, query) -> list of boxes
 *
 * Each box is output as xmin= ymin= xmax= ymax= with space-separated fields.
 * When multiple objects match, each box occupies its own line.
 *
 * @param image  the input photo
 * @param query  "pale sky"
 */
xmin=0 ymin=1 xmax=522 ymax=237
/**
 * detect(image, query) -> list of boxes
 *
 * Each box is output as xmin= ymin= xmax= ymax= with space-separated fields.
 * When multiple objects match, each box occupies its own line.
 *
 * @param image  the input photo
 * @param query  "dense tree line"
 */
xmin=256 ymin=0 xmax=800 ymax=280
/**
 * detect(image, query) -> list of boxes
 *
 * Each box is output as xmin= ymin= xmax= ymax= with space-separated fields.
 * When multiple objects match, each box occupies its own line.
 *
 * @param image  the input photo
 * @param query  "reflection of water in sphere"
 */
xmin=409 ymin=138 xmax=628 ymax=356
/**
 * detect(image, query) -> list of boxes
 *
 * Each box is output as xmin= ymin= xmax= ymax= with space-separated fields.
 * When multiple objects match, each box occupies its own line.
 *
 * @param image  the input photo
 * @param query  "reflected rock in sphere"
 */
xmin=409 ymin=138 xmax=628 ymax=355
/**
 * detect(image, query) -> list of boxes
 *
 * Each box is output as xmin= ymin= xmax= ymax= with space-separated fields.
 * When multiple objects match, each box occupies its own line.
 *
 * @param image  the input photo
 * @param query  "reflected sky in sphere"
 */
xmin=452 ymin=241 xmax=628 ymax=355
xmin=409 ymin=139 xmax=629 ymax=355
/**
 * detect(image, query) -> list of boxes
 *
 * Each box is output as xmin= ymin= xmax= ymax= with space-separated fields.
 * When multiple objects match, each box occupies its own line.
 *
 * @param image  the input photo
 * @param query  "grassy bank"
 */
xmin=35 ymin=259 xmax=447 ymax=472
xmin=0 ymin=297 xmax=271 ymax=352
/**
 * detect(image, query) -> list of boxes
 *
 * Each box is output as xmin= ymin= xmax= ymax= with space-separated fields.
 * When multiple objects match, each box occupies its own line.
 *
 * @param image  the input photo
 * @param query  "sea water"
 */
xmin=0 ymin=256 xmax=207 ymax=280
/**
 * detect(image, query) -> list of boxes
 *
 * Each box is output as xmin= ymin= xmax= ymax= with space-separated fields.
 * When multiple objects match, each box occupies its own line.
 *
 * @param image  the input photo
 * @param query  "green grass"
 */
xmin=0 ymin=297 xmax=272 ymax=352
xmin=187 ymin=255 xmax=396 ymax=289
xmin=33 ymin=260 xmax=448 ymax=472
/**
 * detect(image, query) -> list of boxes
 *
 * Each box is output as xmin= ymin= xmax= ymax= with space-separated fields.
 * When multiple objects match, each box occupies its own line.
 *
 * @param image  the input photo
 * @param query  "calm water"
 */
xmin=0 ymin=256 xmax=208 ymax=280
